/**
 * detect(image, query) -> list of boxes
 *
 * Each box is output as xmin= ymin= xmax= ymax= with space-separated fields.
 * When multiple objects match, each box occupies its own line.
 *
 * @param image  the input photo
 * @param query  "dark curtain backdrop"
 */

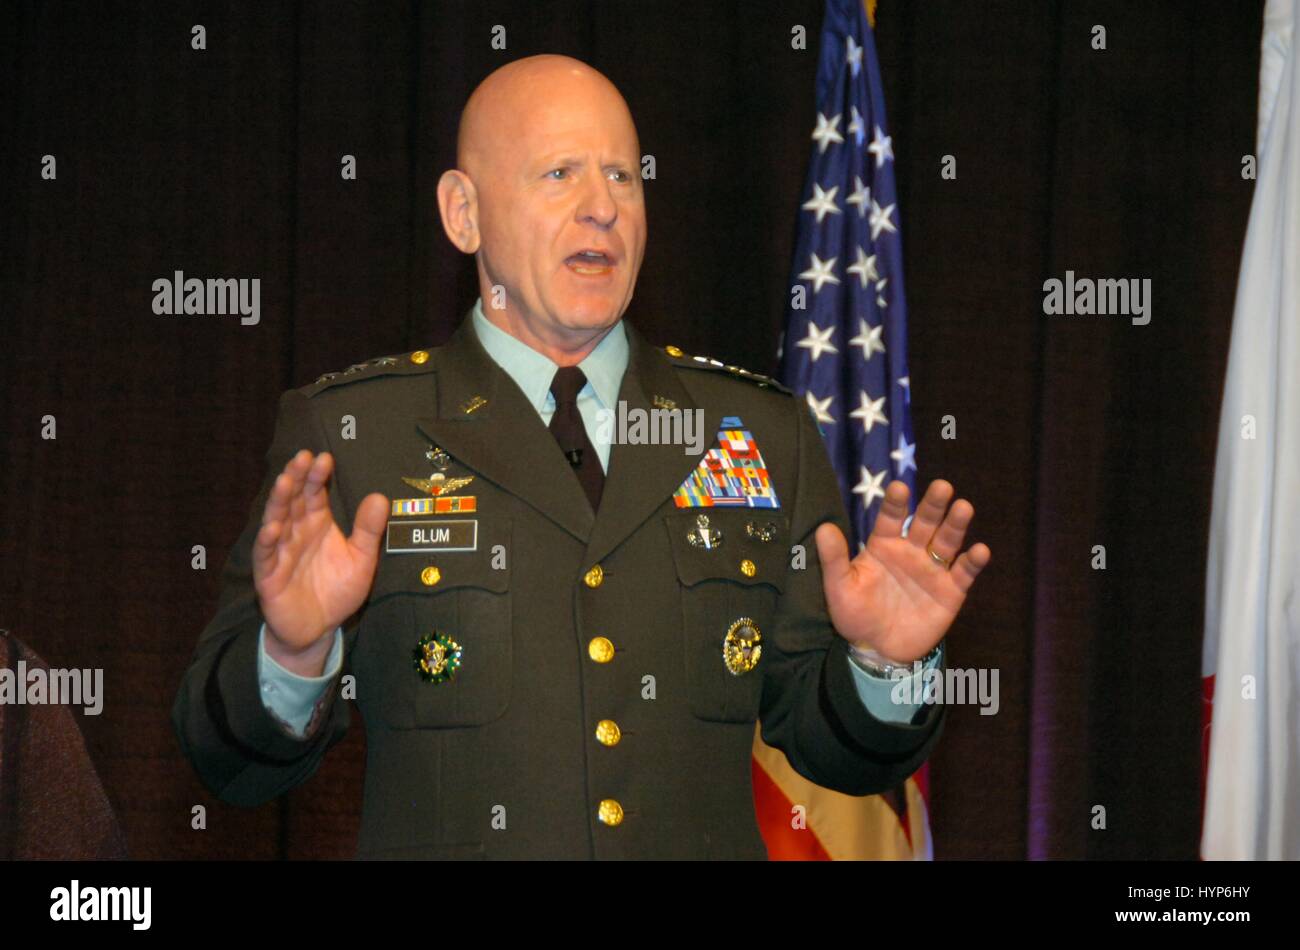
xmin=0 ymin=0 xmax=1261 ymax=859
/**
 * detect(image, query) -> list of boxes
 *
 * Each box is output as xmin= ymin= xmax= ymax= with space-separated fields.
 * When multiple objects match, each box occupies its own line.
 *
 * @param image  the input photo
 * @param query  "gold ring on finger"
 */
xmin=926 ymin=544 xmax=953 ymax=569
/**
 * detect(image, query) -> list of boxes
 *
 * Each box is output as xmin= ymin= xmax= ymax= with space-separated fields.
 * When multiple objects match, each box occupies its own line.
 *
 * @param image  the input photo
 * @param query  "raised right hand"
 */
xmin=253 ymin=450 xmax=389 ymax=674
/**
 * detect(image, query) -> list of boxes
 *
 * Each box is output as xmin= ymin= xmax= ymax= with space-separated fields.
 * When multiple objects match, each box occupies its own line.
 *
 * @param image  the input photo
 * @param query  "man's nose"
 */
xmin=575 ymin=174 xmax=618 ymax=229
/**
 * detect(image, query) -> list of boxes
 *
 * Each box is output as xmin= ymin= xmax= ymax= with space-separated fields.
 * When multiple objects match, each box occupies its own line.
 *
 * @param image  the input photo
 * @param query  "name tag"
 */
xmin=386 ymin=519 xmax=478 ymax=554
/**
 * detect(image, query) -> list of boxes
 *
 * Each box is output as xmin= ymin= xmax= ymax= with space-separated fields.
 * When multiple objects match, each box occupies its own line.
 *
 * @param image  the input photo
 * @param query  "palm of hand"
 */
xmin=253 ymin=450 xmax=390 ymax=651
xmin=824 ymin=531 xmax=968 ymax=663
xmin=258 ymin=509 xmax=379 ymax=649
xmin=816 ymin=479 xmax=990 ymax=664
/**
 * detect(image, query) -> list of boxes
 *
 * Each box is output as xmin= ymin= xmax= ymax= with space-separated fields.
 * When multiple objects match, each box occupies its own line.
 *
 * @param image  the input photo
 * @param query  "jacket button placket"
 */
xmin=582 ymin=562 xmax=630 ymax=855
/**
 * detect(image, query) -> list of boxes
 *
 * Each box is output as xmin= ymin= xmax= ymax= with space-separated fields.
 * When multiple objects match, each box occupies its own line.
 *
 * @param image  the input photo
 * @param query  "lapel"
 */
xmin=582 ymin=321 xmax=726 ymax=569
xmin=414 ymin=311 xmax=595 ymax=544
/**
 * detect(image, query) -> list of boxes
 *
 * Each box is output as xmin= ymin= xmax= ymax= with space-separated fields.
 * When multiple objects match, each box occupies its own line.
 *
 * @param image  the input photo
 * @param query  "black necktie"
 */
xmin=548 ymin=365 xmax=604 ymax=511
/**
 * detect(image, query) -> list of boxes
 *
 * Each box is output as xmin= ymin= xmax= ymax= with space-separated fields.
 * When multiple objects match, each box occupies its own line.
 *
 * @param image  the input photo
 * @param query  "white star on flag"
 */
xmin=801 ymin=183 xmax=842 ymax=223
xmin=845 ymin=176 xmax=870 ymax=217
xmin=849 ymin=318 xmax=886 ymax=359
xmin=849 ymin=390 xmax=889 ymax=433
xmin=890 ymin=434 xmax=917 ymax=475
xmin=898 ymin=376 xmax=911 ymax=404
xmin=869 ymin=199 xmax=897 ymax=240
xmin=847 ymin=106 xmax=866 ymax=146
xmin=846 ymin=246 xmax=879 ymax=288
xmin=796 ymin=322 xmax=839 ymax=362
xmin=852 ymin=466 xmax=888 ymax=506
xmin=811 ymin=112 xmax=845 ymax=153
xmin=845 ymin=36 xmax=863 ymax=77
xmin=806 ymin=391 xmax=835 ymax=425
xmin=798 ymin=253 xmax=840 ymax=293
xmin=867 ymin=124 xmax=894 ymax=167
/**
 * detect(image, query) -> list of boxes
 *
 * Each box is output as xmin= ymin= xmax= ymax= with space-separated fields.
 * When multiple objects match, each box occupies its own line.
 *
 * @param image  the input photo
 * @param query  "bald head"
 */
xmin=437 ymin=55 xmax=647 ymax=364
xmin=458 ymin=55 xmax=639 ymax=179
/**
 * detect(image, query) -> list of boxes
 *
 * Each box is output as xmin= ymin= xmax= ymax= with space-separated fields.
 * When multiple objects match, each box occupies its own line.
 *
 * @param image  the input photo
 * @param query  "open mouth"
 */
xmin=565 ymin=250 xmax=616 ymax=276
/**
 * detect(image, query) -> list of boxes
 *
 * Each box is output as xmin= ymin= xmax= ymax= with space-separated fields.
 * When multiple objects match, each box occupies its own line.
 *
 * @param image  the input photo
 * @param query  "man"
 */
xmin=172 ymin=55 xmax=990 ymax=859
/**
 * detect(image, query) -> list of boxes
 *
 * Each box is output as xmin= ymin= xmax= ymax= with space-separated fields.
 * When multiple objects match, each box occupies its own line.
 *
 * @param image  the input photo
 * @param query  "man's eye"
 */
xmin=546 ymin=168 xmax=568 ymax=180
xmin=608 ymin=169 xmax=631 ymax=183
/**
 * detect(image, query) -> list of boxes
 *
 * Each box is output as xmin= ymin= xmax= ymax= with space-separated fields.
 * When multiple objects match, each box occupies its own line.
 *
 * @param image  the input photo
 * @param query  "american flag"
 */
xmin=778 ymin=0 xmax=917 ymax=549
xmin=757 ymin=0 xmax=931 ymax=860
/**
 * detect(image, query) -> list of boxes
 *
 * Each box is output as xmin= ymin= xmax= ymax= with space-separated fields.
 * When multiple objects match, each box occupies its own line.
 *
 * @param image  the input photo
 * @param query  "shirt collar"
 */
xmin=470 ymin=298 xmax=628 ymax=412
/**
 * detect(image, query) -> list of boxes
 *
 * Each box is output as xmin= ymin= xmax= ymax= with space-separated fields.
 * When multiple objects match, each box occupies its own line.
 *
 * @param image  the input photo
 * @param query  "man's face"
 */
xmin=473 ymin=85 xmax=646 ymax=342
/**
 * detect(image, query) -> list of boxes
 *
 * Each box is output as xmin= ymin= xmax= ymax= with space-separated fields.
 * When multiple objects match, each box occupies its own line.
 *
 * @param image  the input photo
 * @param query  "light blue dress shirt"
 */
xmin=470 ymin=298 xmax=627 ymax=474
xmin=258 ymin=298 xmax=941 ymax=735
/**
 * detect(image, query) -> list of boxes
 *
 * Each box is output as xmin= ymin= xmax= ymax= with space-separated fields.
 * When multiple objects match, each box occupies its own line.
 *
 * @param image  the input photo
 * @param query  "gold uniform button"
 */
xmin=595 ymin=719 xmax=622 ymax=746
xmin=583 ymin=564 xmax=604 ymax=588
xmin=588 ymin=636 xmax=615 ymax=663
xmin=597 ymin=799 xmax=624 ymax=827
xmin=410 ymin=349 xmax=429 ymax=365
xmin=665 ymin=345 xmax=684 ymax=358
xmin=420 ymin=566 xmax=441 ymax=586
xmin=740 ymin=558 xmax=756 ymax=578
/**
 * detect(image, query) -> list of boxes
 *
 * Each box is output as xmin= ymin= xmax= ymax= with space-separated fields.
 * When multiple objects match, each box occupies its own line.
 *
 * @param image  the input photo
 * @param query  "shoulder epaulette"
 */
xmin=300 ymin=348 xmax=436 ymax=397
xmin=662 ymin=344 xmax=793 ymax=395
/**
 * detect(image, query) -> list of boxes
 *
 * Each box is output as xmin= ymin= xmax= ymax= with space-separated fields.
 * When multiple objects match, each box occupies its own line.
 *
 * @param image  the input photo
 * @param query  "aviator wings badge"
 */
xmin=401 ymin=472 xmax=475 ymax=496
xmin=392 ymin=453 xmax=478 ymax=517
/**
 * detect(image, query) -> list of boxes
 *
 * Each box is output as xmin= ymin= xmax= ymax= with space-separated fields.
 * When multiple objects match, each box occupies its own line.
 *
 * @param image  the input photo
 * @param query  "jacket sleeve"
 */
xmin=171 ymin=388 xmax=354 ymax=807
xmin=758 ymin=398 xmax=947 ymax=796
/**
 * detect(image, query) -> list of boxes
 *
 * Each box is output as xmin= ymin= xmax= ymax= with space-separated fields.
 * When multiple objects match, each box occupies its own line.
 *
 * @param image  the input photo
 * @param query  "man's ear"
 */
xmin=436 ymin=169 xmax=481 ymax=254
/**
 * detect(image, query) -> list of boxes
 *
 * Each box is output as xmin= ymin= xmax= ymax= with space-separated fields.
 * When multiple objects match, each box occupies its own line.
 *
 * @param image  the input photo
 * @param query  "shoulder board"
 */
xmin=299 ymin=348 xmax=436 ymax=398
xmin=662 ymin=345 xmax=793 ymax=395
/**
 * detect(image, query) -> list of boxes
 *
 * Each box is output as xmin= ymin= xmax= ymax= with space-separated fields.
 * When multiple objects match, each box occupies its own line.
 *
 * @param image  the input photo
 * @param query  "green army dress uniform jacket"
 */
xmin=172 ymin=311 xmax=946 ymax=859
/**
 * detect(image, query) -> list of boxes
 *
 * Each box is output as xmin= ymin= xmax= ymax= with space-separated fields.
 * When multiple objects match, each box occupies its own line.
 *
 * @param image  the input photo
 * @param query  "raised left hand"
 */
xmin=815 ymin=479 xmax=990 ymax=664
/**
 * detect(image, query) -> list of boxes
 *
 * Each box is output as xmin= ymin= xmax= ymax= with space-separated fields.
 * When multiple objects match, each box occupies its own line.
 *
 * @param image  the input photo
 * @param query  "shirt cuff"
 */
xmin=845 ymin=643 xmax=944 ymax=724
xmin=256 ymin=623 xmax=344 ymax=737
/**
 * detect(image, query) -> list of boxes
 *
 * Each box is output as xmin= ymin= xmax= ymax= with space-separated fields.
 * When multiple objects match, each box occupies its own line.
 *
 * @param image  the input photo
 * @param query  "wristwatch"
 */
xmin=847 ymin=641 xmax=943 ymax=679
